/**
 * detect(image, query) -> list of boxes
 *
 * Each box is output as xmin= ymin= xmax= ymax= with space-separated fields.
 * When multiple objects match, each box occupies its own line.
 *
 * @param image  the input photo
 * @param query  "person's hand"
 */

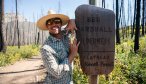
xmin=68 ymin=38 xmax=80 ymax=64
xmin=65 ymin=19 xmax=77 ymax=34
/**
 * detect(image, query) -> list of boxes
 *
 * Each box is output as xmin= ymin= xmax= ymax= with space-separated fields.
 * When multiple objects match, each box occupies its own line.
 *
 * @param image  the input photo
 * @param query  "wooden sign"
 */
xmin=75 ymin=5 xmax=115 ymax=75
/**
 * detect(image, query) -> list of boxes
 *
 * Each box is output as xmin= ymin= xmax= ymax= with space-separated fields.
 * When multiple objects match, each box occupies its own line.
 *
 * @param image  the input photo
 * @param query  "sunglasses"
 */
xmin=46 ymin=18 xmax=62 ymax=25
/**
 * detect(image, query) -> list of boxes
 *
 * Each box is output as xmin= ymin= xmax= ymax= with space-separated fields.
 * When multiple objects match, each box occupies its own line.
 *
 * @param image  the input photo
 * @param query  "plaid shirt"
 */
xmin=40 ymin=32 xmax=72 ymax=84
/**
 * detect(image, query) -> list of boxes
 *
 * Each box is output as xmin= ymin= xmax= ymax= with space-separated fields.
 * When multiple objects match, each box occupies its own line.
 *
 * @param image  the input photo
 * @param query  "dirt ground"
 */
xmin=0 ymin=56 xmax=46 ymax=84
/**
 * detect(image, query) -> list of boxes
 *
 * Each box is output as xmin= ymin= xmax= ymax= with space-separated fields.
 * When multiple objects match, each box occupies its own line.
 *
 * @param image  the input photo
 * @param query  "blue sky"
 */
xmin=5 ymin=0 xmax=88 ymax=22
xmin=5 ymin=0 xmax=132 ymax=23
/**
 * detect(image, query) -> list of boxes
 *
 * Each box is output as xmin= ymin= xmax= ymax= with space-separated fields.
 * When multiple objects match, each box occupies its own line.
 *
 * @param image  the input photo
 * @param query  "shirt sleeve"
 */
xmin=40 ymin=45 xmax=70 ymax=79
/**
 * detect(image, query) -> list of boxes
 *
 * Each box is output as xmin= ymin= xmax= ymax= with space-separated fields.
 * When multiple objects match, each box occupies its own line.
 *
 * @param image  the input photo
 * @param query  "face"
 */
xmin=46 ymin=18 xmax=62 ymax=35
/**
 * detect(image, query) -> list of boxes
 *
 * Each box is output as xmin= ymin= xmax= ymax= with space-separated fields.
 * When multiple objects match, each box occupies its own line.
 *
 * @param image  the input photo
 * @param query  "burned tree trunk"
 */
xmin=116 ymin=0 xmax=120 ymax=44
xmin=0 ymin=0 xmax=4 ymax=52
xmin=102 ymin=0 xmax=105 ymax=8
xmin=142 ymin=0 xmax=145 ymax=36
xmin=134 ymin=0 xmax=141 ymax=52
xmin=132 ymin=0 xmax=137 ymax=38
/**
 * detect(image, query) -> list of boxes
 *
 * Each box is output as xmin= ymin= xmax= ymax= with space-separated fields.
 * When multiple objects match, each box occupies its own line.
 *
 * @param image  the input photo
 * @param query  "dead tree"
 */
xmin=134 ymin=0 xmax=141 ymax=52
xmin=116 ymin=0 xmax=121 ymax=44
xmin=102 ymin=0 xmax=105 ymax=8
xmin=131 ymin=0 xmax=137 ymax=38
xmin=15 ymin=0 xmax=20 ymax=48
xmin=0 ymin=0 xmax=4 ymax=52
xmin=142 ymin=0 xmax=145 ymax=36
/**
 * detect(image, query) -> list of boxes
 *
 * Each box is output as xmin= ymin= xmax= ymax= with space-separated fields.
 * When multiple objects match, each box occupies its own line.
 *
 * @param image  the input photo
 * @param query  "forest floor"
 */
xmin=0 ymin=56 xmax=46 ymax=84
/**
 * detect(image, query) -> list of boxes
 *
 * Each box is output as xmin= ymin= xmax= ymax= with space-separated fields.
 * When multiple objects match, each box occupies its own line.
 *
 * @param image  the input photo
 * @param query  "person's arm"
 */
xmin=65 ymin=19 xmax=80 ymax=63
xmin=40 ymin=45 xmax=70 ymax=79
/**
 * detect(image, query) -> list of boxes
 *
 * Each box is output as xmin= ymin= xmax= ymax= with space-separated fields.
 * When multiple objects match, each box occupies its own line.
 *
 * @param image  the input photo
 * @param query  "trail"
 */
xmin=0 ymin=56 xmax=46 ymax=84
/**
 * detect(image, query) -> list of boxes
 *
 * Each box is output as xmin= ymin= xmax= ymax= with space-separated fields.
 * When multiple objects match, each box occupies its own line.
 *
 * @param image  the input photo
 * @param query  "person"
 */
xmin=37 ymin=10 xmax=80 ymax=84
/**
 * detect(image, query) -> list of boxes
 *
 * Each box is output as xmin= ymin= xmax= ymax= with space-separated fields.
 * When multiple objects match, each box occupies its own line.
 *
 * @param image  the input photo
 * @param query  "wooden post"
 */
xmin=89 ymin=75 xmax=98 ymax=84
xmin=89 ymin=0 xmax=96 ymax=5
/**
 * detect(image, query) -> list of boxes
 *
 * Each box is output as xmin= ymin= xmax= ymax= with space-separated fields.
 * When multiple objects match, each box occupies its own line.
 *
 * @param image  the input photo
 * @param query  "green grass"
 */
xmin=0 ymin=45 xmax=39 ymax=67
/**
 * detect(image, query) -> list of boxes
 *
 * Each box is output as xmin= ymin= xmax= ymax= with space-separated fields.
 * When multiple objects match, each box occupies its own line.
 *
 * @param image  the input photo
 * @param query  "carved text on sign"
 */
xmin=79 ymin=26 xmax=112 ymax=32
xmin=80 ymin=38 xmax=110 ymax=45
xmin=87 ymin=16 xmax=100 ymax=23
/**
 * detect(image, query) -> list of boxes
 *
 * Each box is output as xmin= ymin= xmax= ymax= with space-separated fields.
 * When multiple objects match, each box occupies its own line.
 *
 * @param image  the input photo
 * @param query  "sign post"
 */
xmin=89 ymin=75 xmax=98 ymax=84
xmin=75 ymin=5 xmax=115 ymax=84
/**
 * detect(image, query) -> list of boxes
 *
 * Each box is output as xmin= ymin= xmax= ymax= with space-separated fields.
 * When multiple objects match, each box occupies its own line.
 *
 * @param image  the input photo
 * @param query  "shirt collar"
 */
xmin=49 ymin=35 xmax=62 ymax=42
xmin=48 ymin=30 xmax=68 ymax=42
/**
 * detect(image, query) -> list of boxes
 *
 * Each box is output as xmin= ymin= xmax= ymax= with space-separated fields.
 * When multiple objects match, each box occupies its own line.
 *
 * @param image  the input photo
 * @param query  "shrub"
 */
xmin=0 ymin=45 xmax=39 ymax=66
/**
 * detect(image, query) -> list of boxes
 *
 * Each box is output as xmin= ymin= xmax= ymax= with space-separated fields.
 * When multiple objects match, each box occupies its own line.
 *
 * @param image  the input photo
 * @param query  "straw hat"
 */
xmin=37 ymin=10 xmax=69 ymax=30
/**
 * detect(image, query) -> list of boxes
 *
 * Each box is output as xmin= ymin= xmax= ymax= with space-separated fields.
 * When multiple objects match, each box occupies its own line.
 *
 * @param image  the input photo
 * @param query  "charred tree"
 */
xmin=116 ymin=0 xmax=120 ymax=44
xmin=102 ymin=0 xmax=105 ymax=8
xmin=131 ymin=0 xmax=137 ymax=38
xmin=142 ymin=0 xmax=145 ymax=36
xmin=15 ymin=0 xmax=20 ymax=48
xmin=0 ymin=0 xmax=4 ymax=52
xmin=134 ymin=0 xmax=141 ymax=52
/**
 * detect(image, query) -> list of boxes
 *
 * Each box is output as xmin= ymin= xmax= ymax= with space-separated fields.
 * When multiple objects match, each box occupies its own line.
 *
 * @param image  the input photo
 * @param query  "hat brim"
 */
xmin=37 ymin=14 xmax=69 ymax=30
